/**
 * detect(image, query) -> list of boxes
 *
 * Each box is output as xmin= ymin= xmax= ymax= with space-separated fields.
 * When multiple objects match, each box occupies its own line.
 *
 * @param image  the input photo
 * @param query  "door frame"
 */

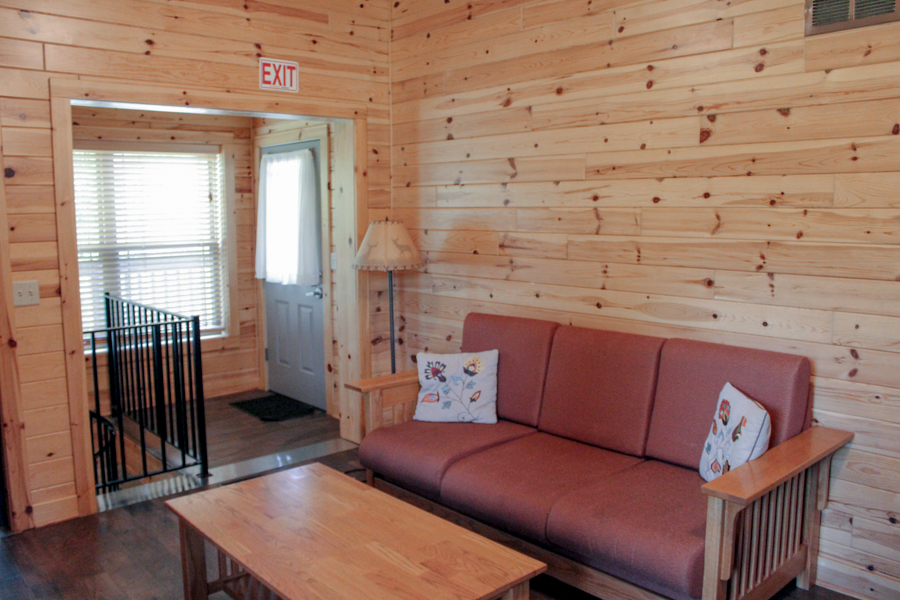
xmin=255 ymin=135 xmax=334 ymax=415
xmin=3 ymin=78 xmax=373 ymax=526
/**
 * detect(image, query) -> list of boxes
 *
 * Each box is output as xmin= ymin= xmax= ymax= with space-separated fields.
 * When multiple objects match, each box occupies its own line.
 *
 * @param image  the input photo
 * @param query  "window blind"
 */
xmin=73 ymin=149 xmax=229 ymax=334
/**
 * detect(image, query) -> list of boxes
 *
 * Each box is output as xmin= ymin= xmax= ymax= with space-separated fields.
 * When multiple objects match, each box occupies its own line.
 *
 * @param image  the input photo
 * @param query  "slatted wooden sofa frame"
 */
xmin=346 ymin=371 xmax=852 ymax=600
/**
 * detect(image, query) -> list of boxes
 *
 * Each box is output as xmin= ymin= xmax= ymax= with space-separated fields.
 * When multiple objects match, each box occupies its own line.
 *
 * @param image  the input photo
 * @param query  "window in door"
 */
xmin=73 ymin=148 xmax=230 ymax=334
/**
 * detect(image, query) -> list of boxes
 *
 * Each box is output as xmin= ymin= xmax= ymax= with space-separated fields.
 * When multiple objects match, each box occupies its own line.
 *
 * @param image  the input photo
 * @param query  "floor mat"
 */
xmin=230 ymin=393 xmax=318 ymax=421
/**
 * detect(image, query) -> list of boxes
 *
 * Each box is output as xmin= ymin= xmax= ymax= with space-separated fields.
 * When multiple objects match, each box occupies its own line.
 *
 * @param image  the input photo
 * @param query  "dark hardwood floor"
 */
xmin=203 ymin=389 xmax=341 ymax=468
xmin=0 ymin=448 xmax=854 ymax=600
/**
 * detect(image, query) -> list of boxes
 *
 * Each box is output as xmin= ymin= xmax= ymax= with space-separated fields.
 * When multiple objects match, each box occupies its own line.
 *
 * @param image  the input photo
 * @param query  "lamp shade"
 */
xmin=353 ymin=219 xmax=424 ymax=271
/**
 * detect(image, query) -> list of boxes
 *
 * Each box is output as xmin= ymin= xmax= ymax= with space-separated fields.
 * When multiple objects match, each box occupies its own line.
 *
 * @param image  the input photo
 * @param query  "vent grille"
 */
xmin=812 ymin=0 xmax=851 ymax=25
xmin=856 ymin=0 xmax=896 ymax=19
xmin=807 ymin=0 xmax=898 ymax=33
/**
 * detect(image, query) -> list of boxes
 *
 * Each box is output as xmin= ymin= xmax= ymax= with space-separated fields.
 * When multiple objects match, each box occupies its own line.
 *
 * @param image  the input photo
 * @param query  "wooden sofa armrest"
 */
xmin=700 ymin=426 xmax=853 ymax=600
xmin=701 ymin=426 xmax=853 ymax=506
xmin=345 ymin=371 xmax=420 ymax=439
xmin=345 ymin=371 xmax=418 ymax=394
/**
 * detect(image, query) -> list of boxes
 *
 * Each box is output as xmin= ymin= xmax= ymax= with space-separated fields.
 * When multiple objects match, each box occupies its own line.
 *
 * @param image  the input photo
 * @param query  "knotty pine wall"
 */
xmin=0 ymin=0 xmax=389 ymax=528
xmin=385 ymin=1 xmax=900 ymax=598
xmin=71 ymin=106 xmax=260 ymax=415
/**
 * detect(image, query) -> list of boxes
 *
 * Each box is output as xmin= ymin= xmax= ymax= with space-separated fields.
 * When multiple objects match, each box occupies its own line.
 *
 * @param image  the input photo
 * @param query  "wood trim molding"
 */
xmin=0 ymin=125 xmax=35 ymax=531
xmin=53 ymin=79 xmax=368 ymax=120
xmin=41 ymin=77 xmax=371 ymax=519
xmin=335 ymin=119 xmax=371 ymax=442
xmin=49 ymin=96 xmax=97 ymax=517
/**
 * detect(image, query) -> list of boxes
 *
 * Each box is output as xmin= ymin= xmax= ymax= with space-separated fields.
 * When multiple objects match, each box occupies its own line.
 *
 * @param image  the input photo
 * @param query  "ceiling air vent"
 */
xmin=807 ymin=0 xmax=898 ymax=34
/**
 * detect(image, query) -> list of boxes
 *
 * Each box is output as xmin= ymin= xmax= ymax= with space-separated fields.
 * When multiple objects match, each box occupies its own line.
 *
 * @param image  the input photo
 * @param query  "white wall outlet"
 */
xmin=331 ymin=252 xmax=337 ymax=270
xmin=13 ymin=280 xmax=40 ymax=307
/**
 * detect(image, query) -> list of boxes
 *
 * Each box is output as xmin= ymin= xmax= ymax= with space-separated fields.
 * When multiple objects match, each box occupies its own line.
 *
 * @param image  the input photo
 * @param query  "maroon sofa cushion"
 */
xmin=440 ymin=433 xmax=643 ymax=543
xmin=538 ymin=327 xmax=665 ymax=456
xmin=358 ymin=420 xmax=535 ymax=499
xmin=547 ymin=461 xmax=708 ymax=600
xmin=460 ymin=313 xmax=559 ymax=427
xmin=646 ymin=339 xmax=812 ymax=469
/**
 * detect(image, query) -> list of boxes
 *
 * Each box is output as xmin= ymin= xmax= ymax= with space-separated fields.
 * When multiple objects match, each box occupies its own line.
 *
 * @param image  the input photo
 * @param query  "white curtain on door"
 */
xmin=255 ymin=148 xmax=320 ymax=285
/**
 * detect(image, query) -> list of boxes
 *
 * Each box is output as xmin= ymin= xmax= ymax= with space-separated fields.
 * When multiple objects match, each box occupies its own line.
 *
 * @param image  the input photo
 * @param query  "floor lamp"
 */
xmin=353 ymin=218 xmax=423 ymax=373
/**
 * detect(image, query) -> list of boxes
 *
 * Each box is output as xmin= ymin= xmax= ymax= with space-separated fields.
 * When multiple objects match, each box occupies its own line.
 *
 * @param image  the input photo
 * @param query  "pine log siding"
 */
xmin=386 ymin=1 xmax=900 ymax=598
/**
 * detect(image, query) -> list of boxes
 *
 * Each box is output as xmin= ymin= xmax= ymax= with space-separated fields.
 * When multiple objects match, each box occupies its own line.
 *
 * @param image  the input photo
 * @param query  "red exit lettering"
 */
xmin=259 ymin=58 xmax=299 ymax=93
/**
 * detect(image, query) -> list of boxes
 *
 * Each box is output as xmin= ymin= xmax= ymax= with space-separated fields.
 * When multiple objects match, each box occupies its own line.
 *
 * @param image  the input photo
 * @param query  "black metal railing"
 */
xmin=85 ymin=294 xmax=209 ymax=494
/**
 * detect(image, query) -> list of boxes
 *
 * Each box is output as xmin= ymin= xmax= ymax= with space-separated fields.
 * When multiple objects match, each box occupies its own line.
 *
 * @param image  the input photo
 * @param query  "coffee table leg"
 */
xmin=179 ymin=519 xmax=208 ymax=600
xmin=500 ymin=580 xmax=529 ymax=600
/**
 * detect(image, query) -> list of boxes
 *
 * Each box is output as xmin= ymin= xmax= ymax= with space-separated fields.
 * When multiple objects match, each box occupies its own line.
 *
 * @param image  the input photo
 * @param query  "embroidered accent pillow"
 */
xmin=700 ymin=382 xmax=771 ymax=482
xmin=413 ymin=350 xmax=499 ymax=424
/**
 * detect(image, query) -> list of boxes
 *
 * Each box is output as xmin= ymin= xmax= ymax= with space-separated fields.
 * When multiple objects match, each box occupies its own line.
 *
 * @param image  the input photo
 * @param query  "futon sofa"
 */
xmin=347 ymin=313 xmax=852 ymax=600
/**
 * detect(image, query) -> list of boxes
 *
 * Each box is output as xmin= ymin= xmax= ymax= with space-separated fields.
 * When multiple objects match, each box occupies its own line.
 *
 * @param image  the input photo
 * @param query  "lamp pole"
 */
xmin=388 ymin=270 xmax=396 ymax=374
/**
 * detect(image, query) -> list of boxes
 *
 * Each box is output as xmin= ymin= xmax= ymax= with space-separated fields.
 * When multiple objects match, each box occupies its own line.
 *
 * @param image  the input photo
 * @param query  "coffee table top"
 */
xmin=166 ymin=463 xmax=545 ymax=600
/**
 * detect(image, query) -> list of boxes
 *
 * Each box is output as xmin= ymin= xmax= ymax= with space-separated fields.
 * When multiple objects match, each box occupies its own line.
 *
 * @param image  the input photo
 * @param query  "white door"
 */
xmin=259 ymin=141 xmax=327 ymax=410
xmin=265 ymin=279 xmax=325 ymax=409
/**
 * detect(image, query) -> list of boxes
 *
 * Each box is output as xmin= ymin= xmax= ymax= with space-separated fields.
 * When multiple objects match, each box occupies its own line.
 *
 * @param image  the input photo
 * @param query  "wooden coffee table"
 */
xmin=166 ymin=463 xmax=545 ymax=600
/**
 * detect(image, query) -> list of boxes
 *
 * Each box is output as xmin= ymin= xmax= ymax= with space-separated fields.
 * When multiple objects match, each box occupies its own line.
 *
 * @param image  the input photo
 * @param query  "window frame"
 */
xmin=72 ymin=139 xmax=240 ymax=348
xmin=805 ymin=0 xmax=900 ymax=35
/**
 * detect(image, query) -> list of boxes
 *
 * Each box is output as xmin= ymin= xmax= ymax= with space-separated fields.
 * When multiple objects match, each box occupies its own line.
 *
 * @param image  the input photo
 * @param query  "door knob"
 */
xmin=305 ymin=286 xmax=324 ymax=299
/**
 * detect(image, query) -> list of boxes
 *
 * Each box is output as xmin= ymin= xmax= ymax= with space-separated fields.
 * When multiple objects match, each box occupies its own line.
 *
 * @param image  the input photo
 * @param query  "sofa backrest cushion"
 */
xmin=646 ymin=338 xmax=811 ymax=469
xmin=461 ymin=313 xmax=559 ymax=427
xmin=538 ymin=326 xmax=665 ymax=456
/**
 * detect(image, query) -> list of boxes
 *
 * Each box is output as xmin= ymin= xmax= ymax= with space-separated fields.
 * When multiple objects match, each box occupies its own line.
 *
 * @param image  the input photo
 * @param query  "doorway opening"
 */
xmin=22 ymin=81 xmax=372 ymax=520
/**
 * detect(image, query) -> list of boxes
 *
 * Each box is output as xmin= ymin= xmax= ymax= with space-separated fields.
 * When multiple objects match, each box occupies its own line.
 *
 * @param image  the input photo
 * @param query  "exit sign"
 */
xmin=259 ymin=58 xmax=299 ymax=93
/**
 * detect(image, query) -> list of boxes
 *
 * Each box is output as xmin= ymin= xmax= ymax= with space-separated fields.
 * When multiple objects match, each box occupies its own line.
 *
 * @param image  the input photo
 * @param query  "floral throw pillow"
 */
xmin=413 ymin=350 xmax=499 ymax=424
xmin=699 ymin=382 xmax=772 ymax=482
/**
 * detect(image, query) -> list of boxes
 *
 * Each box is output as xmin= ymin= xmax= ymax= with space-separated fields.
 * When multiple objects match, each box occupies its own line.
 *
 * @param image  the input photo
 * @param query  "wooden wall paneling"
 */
xmin=428 ymin=274 xmax=833 ymax=343
xmin=834 ymin=172 xmax=900 ymax=208
xmin=528 ymin=61 xmax=900 ymax=130
xmin=388 ymin=1 xmax=900 ymax=594
xmin=5 ymin=185 xmax=56 ymax=214
xmin=393 ymin=41 xmax=805 ymax=124
xmin=391 ymin=7 xmax=524 ymax=63
xmin=701 ymin=99 xmax=900 ymax=147
xmin=49 ymin=96 xmax=96 ymax=517
xmin=395 ymin=117 xmax=700 ymax=165
xmin=585 ymin=136 xmax=900 ymax=180
xmin=409 ymin=229 xmax=501 ymax=255
xmin=732 ymin=4 xmax=806 ymax=47
xmin=641 ymin=207 xmax=900 ymax=245
xmin=434 ymin=176 xmax=834 ymax=208
xmin=715 ymin=272 xmax=900 ymax=318
xmin=0 ymin=124 xmax=34 ymax=530
xmin=0 ymin=0 xmax=387 ymax=57
xmin=805 ymin=21 xmax=900 ymax=73
xmin=392 ymin=12 xmax=615 ymax=82
xmin=424 ymin=252 xmax=715 ymax=298
xmin=0 ymin=99 xmax=51 ymax=129
xmin=0 ymin=7 xmax=387 ymax=80
xmin=0 ymin=37 xmax=44 ymax=70
xmin=395 ymin=155 xmax=586 ymax=186
xmin=437 ymin=20 xmax=735 ymax=97
xmin=612 ymin=0 xmax=801 ymax=38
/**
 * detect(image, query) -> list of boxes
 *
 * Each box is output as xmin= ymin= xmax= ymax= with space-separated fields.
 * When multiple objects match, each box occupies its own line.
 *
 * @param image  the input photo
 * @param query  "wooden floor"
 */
xmin=204 ymin=390 xmax=341 ymax=468
xmin=0 ymin=448 xmax=854 ymax=600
